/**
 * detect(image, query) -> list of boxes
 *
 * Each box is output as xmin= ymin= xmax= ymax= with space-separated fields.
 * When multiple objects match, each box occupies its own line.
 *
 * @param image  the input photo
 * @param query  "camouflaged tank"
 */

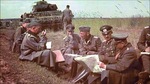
xmin=22 ymin=0 xmax=63 ymax=31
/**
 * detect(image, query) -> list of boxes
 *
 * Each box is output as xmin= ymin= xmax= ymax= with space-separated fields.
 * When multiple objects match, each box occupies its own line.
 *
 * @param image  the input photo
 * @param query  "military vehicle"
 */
xmin=21 ymin=0 xmax=63 ymax=31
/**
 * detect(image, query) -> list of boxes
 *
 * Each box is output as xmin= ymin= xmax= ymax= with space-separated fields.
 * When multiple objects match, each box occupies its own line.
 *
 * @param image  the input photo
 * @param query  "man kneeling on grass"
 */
xmin=19 ymin=21 xmax=57 ymax=70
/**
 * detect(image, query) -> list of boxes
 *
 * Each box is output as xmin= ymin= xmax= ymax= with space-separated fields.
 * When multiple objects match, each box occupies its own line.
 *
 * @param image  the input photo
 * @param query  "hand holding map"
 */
xmin=74 ymin=55 xmax=105 ymax=73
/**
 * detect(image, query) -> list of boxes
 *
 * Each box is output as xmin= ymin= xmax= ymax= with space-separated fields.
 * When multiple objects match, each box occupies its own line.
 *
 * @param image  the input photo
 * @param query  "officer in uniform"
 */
xmin=99 ymin=25 xmax=116 ymax=64
xmin=71 ymin=26 xmax=102 ymax=83
xmin=19 ymin=21 xmax=57 ymax=70
xmin=137 ymin=25 xmax=150 ymax=83
xmin=61 ymin=24 xmax=80 ymax=73
xmin=12 ymin=19 xmax=31 ymax=53
xmin=79 ymin=26 xmax=102 ymax=55
xmin=62 ymin=5 xmax=74 ymax=33
xmin=14 ymin=19 xmax=30 ymax=41
xmin=87 ymin=25 xmax=117 ymax=84
xmin=62 ymin=24 xmax=80 ymax=55
xmin=99 ymin=33 xmax=139 ymax=84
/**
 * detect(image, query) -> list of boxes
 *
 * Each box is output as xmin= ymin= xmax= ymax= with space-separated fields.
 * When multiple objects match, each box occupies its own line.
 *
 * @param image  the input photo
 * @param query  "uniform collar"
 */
xmin=83 ymin=34 xmax=93 ymax=44
xmin=27 ymin=30 xmax=38 ymax=37
xmin=105 ymin=38 xmax=113 ymax=44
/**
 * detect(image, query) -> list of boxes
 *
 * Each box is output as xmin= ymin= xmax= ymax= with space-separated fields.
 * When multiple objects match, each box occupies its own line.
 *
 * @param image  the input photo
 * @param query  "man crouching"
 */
xmin=19 ymin=21 xmax=56 ymax=70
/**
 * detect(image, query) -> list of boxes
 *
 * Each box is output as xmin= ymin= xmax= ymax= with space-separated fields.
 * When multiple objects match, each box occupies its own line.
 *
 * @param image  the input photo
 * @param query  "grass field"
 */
xmin=0 ymin=17 xmax=149 ymax=84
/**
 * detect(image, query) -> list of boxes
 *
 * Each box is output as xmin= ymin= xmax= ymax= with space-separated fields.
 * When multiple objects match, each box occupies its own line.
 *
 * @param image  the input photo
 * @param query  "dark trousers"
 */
xmin=141 ymin=55 xmax=150 ymax=73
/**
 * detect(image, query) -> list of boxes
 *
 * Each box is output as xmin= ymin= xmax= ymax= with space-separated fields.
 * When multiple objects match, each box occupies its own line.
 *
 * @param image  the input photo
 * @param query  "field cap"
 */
xmin=112 ymin=33 xmax=128 ymax=43
xmin=28 ymin=21 xmax=41 ymax=28
xmin=66 ymin=24 xmax=75 ymax=32
xmin=79 ymin=26 xmax=90 ymax=32
xmin=100 ymin=25 xmax=112 ymax=34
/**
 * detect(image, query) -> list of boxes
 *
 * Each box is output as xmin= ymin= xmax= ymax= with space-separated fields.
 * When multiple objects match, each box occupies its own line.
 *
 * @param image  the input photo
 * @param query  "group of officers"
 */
xmin=62 ymin=24 xmax=150 ymax=84
xmin=10 ymin=16 xmax=150 ymax=84
xmin=5 ymin=4 xmax=149 ymax=84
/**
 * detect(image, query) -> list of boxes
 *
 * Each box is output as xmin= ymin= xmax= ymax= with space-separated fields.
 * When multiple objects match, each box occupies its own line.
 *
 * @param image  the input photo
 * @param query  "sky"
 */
xmin=0 ymin=0 xmax=150 ymax=19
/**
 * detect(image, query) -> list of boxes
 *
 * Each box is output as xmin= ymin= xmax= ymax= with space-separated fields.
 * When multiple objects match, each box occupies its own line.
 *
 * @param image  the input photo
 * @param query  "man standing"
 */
xmin=19 ymin=21 xmax=57 ymax=70
xmin=99 ymin=33 xmax=138 ymax=84
xmin=62 ymin=5 xmax=74 ymax=33
xmin=137 ymin=25 xmax=150 ymax=84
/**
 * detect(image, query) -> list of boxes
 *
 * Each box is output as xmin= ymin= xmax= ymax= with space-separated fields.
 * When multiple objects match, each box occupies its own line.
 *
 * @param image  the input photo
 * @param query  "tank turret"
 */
xmin=32 ymin=0 xmax=58 ymax=12
xmin=21 ymin=0 xmax=63 ymax=31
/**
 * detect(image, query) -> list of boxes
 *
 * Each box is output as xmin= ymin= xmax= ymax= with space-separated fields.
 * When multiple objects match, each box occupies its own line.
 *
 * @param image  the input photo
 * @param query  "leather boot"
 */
xmin=70 ymin=61 xmax=77 ymax=78
xmin=71 ymin=69 xmax=89 ymax=83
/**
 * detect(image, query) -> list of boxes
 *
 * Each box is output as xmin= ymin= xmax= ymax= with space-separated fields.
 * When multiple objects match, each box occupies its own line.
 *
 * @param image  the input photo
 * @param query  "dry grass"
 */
xmin=0 ymin=17 xmax=149 ymax=84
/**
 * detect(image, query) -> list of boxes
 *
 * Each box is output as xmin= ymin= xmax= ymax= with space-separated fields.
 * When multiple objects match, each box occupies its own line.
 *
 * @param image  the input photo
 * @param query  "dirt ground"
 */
xmin=0 ymin=35 xmax=20 ymax=83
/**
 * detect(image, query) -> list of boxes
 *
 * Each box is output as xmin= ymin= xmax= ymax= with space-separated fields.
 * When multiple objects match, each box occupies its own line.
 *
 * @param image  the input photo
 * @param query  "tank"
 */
xmin=21 ymin=0 xmax=63 ymax=31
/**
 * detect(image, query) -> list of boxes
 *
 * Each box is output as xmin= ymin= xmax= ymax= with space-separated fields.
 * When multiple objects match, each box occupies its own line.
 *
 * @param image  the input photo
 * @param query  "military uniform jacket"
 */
xmin=137 ymin=27 xmax=150 ymax=51
xmin=12 ymin=26 xmax=26 ymax=53
xmin=19 ymin=31 xmax=47 ymax=60
xmin=19 ymin=31 xmax=56 ymax=67
xmin=62 ymin=8 xmax=73 ymax=23
xmin=62 ymin=33 xmax=80 ymax=54
xmin=106 ymin=43 xmax=138 ymax=84
xmin=99 ymin=39 xmax=116 ymax=64
xmin=62 ymin=34 xmax=81 ymax=64
xmin=14 ymin=26 xmax=26 ymax=41
xmin=79 ymin=34 xmax=101 ymax=55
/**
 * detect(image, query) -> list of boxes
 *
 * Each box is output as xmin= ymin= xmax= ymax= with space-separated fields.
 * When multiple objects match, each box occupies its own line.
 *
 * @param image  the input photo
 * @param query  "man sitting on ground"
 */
xmin=99 ymin=33 xmax=139 ymax=84
xmin=19 ymin=21 xmax=57 ymax=71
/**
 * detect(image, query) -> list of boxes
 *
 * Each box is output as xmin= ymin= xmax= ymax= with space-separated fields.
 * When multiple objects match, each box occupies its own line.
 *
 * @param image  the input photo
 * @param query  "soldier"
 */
xmin=79 ymin=26 xmax=102 ymax=55
xmin=19 ymin=21 xmax=57 ymax=70
xmin=87 ymin=25 xmax=117 ymax=84
xmin=62 ymin=24 xmax=80 ymax=55
xmin=71 ymin=26 xmax=102 ymax=83
xmin=12 ymin=19 xmax=30 ymax=53
xmin=99 ymin=25 xmax=116 ymax=64
xmin=99 ymin=33 xmax=139 ymax=84
xmin=62 ymin=5 xmax=74 ymax=33
xmin=60 ymin=24 xmax=80 ymax=73
xmin=137 ymin=25 xmax=150 ymax=84
xmin=62 ymin=24 xmax=80 ymax=62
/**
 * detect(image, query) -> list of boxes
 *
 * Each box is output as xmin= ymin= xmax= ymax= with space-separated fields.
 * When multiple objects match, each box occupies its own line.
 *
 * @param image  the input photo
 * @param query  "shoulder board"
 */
xmin=93 ymin=36 xmax=98 ymax=38
xmin=144 ymin=26 xmax=150 ymax=29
